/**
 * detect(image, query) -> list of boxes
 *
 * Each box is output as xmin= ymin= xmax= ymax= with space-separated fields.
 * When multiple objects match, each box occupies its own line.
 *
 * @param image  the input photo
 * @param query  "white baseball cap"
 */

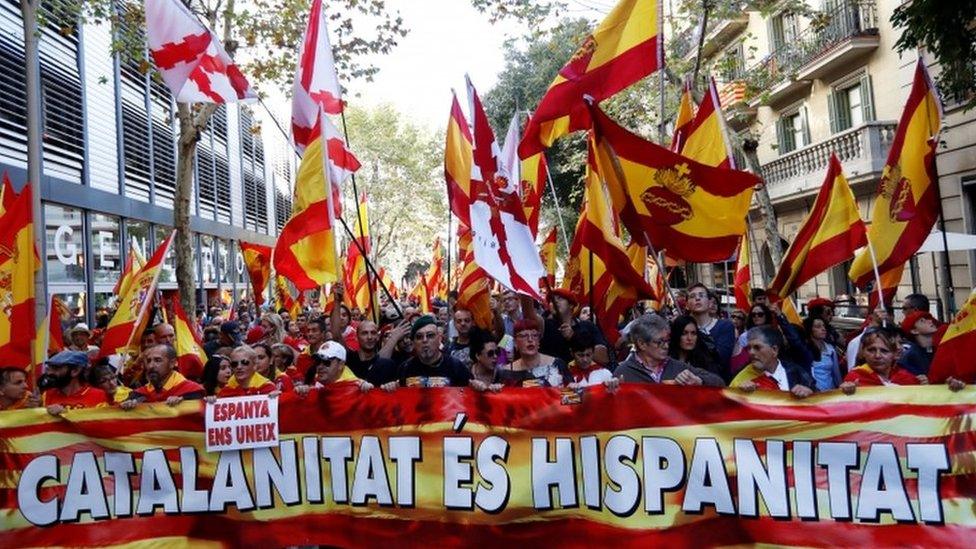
xmin=315 ymin=341 xmax=346 ymax=362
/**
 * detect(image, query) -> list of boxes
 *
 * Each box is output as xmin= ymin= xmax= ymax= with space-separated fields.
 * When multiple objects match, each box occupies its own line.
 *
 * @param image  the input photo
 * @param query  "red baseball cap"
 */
xmin=901 ymin=311 xmax=936 ymax=334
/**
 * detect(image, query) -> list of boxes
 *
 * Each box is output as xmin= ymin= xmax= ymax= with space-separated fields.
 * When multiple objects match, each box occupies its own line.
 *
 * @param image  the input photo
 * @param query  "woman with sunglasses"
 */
xmin=213 ymin=345 xmax=277 ymax=398
xmin=496 ymin=319 xmax=571 ymax=388
xmin=468 ymin=330 xmax=503 ymax=393
xmin=839 ymin=329 xmax=967 ymax=394
xmin=201 ymin=354 xmax=232 ymax=396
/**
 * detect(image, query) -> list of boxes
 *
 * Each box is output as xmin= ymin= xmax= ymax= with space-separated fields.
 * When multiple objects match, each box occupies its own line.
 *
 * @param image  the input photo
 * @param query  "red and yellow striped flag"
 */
xmin=273 ymin=117 xmax=340 ymax=290
xmin=539 ymin=226 xmax=558 ymax=287
xmin=850 ymin=59 xmax=942 ymax=288
xmin=240 ymin=241 xmax=272 ymax=307
xmin=410 ymin=274 xmax=432 ymax=314
xmin=343 ymin=195 xmax=377 ymax=317
xmin=98 ymin=231 xmax=175 ymax=359
xmin=519 ymin=0 xmax=662 ymax=157
xmin=112 ymin=242 xmax=147 ymax=298
xmin=929 ymin=287 xmax=976 ymax=383
xmin=377 ymin=267 xmax=398 ymax=301
xmin=172 ymin=297 xmax=207 ymax=380
xmin=588 ymin=103 xmax=759 ymax=262
xmin=0 ymin=183 xmax=36 ymax=369
xmin=733 ymin=234 xmax=751 ymax=310
xmin=679 ymin=77 xmax=734 ymax=168
xmin=445 ymin=93 xmax=474 ymax=228
xmin=769 ymin=155 xmax=867 ymax=301
xmin=670 ymin=80 xmax=694 ymax=152
xmin=425 ymin=238 xmax=445 ymax=301
xmin=456 ymin=249 xmax=493 ymax=330
xmin=520 ymin=152 xmax=547 ymax=238
xmin=274 ymin=275 xmax=298 ymax=315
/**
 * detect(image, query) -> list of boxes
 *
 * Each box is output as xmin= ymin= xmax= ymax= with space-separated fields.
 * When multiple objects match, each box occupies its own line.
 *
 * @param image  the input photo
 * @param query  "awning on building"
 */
xmin=916 ymin=231 xmax=976 ymax=254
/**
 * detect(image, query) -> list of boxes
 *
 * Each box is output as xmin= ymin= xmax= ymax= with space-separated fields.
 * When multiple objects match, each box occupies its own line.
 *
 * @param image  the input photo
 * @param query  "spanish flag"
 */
xmin=679 ymin=77 xmax=734 ymax=169
xmin=733 ymin=235 xmax=751 ymax=310
xmin=445 ymin=93 xmax=474 ymax=228
xmin=172 ymin=298 xmax=207 ymax=380
xmin=273 ymin=113 xmax=340 ymax=290
xmin=0 ymin=183 xmax=36 ymax=369
xmin=377 ymin=267 xmax=398 ymax=300
xmin=539 ymin=226 xmax=558 ymax=287
xmin=520 ymin=152 xmax=547 ymax=238
xmin=410 ymin=274 xmax=432 ymax=314
xmin=0 ymin=172 xmax=16 ymax=216
xmin=849 ymin=59 xmax=942 ymax=288
xmin=240 ymin=241 xmax=272 ymax=307
xmin=588 ymin=103 xmax=759 ymax=262
xmin=274 ymin=275 xmax=298 ymax=316
xmin=670 ymin=80 xmax=694 ymax=152
xmin=456 ymin=250 xmax=493 ymax=330
xmin=344 ymin=194 xmax=377 ymax=317
xmin=519 ymin=0 xmax=662 ymax=157
xmin=768 ymin=155 xmax=867 ymax=301
xmin=425 ymin=238 xmax=445 ymax=301
xmin=113 ymin=242 xmax=147 ymax=299
xmin=99 ymin=231 xmax=175 ymax=359
xmin=929 ymin=288 xmax=976 ymax=383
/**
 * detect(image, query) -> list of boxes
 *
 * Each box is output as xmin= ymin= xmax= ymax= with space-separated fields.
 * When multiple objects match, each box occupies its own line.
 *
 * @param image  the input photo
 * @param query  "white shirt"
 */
xmin=767 ymin=361 xmax=790 ymax=391
xmin=577 ymin=367 xmax=614 ymax=387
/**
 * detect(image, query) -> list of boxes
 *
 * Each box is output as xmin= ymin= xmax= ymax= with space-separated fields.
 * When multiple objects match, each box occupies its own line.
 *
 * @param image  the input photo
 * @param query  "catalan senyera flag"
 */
xmin=520 ymin=153 xmax=547 ymax=238
xmin=171 ymin=298 xmax=206 ymax=380
xmin=274 ymin=115 xmax=340 ymax=290
xmin=670 ymin=80 xmax=694 ymax=152
xmin=274 ymin=275 xmax=297 ymax=315
xmin=377 ymin=267 xmax=398 ymax=301
xmin=588 ymin=103 xmax=759 ymax=262
xmin=679 ymin=77 xmax=734 ymax=168
xmin=539 ymin=226 xmax=558 ymax=287
xmin=849 ymin=59 xmax=942 ymax=288
xmin=0 ymin=183 xmax=36 ymax=369
xmin=445 ymin=93 xmax=474 ymax=228
xmin=929 ymin=287 xmax=976 ymax=383
xmin=768 ymin=155 xmax=867 ymax=301
xmin=519 ymin=0 xmax=662 ymax=157
xmin=239 ymin=241 xmax=272 ymax=307
xmin=733 ymin=234 xmax=751 ymax=310
xmin=98 ymin=231 xmax=175 ymax=359
xmin=456 ymin=252 xmax=493 ymax=330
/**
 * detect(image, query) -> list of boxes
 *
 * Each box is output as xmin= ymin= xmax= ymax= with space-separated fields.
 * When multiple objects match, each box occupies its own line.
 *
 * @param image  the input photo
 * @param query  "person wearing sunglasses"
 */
xmin=616 ymin=315 xmax=724 ymax=386
xmin=468 ymin=329 xmax=503 ymax=393
xmin=213 ymin=345 xmax=277 ymax=399
xmin=396 ymin=315 xmax=472 ymax=388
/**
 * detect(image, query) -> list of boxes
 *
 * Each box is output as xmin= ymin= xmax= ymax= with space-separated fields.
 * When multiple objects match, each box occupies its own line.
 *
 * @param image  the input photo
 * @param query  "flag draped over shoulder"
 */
xmin=239 ymin=242 xmax=272 ymax=307
xmin=929 ymin=288 xmax=976 ymax=383
xmin=850 ymin=60 xmax=942 ymax=288
xmin=733 ymin=235 xmax=751 ymax=310
xmin=144 ymin=0 xmax=255 ymax=103
xmin=172 ymin=298 xmax=207 ymax=380
xmin=588 ymin=103 xmax=759 ymax=262
xmin=445 ymin=94 xmax=474 ymax=228
xmin=519 ymin=0 xmax=662 ymax=157
xmin=679 ymin=77 xmax=734 ymax=168
xmin=99 ymin=231 xmax=175 ymax=359
xmin=0 ymin=183 xmax=36 ymax=368
xmin=768 ymin=155 xmax=866 ymax=301
xmin=273 ymin=118 xmax=340 ymax=290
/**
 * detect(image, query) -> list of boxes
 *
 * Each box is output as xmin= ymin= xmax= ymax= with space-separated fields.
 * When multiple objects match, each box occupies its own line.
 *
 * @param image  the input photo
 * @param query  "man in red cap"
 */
xmin=898 ymin=311 xmax=940 ymax=376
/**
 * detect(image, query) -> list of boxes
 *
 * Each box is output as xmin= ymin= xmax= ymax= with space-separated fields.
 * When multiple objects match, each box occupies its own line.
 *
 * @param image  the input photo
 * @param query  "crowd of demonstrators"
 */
xmin=3 ymin=279 xmax=972 ymax=421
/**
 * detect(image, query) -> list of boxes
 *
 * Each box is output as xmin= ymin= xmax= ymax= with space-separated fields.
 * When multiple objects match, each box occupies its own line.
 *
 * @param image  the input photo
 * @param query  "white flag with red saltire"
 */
xmin=292 ymin=0 xmax=344 ymax=150
xmin=145 ymin=0 xmax=256 ymax=103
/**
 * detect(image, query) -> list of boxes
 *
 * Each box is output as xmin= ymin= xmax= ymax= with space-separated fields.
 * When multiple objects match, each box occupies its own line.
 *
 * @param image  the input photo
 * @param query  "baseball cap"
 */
xmin=315 ymin=341 xmax=347 ymax=362
xmin=901 ymin=311 xmax=936 ymax=334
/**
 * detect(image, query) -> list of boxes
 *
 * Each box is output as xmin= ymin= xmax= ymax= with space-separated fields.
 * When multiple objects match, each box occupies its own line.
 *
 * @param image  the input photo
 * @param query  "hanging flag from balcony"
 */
xmin=445 ymin=93 xmax=475 ymax=228
xmin=519 ymin=0 xmax=662 ymax=157
xmin=768 ymin=155 xmax=867 ymax=301
xmin=145 ymin=0 xmax=256 ymax=103
xmin=679 ymin=77 xmax=735 ymax=169
xmin=588 ymin=103 xmax=758 ymax=262
xmin=239 ymin=241 xmax=272 ymax=307
xmin=849 ymin=59 xmax=942 ymax=289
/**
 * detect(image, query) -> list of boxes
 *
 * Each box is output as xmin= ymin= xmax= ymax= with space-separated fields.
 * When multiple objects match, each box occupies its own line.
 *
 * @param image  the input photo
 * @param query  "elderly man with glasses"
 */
xmin=396 ymin=315 xmax=472 ymax=388
xmin=616 ymin=315 xmax=725 ymax=386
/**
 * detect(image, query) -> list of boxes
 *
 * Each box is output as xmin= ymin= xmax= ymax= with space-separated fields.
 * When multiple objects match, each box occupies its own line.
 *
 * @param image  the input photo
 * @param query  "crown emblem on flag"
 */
xmin=879 ymin=162 xmax=914 ymax=222
xmin=560 ymin=35 xmax=598 ymax=80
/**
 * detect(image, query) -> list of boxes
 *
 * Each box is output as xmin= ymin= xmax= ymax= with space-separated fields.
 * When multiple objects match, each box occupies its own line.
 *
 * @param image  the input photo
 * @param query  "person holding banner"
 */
xmin=294 ymin=341 xmax=376 ymax=394
xmin=215 ymin=346 xmax=277 ymax=398
xmin=468 ymin=329 xmax=503 ymax=393
xmin=121 ymin=345 xmax=206 ymax=408
xmin=838 ymin=329 xmax=954 ymax=394
xmin=0 ymin=367 xmax=36 ymax=410
xmin=89 ymin=363 xmax=131 ymax=405
xmin=41 ymin=351 xmax=109 ymax=415
xmin=731 ymin=326 xmax=815 ymax=397
xmin=202 ymin=354 xmax=232 ymax=396
xmin=496 ymin=318 xmax=571 ymax=388
xmin=616 ymin=316 xmax=724 ymax=387
xmin=398 ymin=316 xmax=472 ymax=388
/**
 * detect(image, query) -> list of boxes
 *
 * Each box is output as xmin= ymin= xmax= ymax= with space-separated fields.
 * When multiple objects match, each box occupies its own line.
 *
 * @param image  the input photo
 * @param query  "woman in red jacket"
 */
xmin=214 ymin=345 xmax=277 ymax=398
xmin=841 ymin=330 xmax=964 ymax=394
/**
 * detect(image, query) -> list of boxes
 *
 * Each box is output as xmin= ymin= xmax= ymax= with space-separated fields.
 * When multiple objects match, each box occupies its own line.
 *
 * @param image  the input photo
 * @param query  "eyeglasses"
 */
xmin=647 ymin=337 xmax=669 ymax=348
xmin=516 ymin=332 xmax=540 ymax=340
xmin=413 ymin=332 xmax=438 ymax=341
xmin=483 ymin=349 xmax=498 ymax=357
xmin=230 ymin=359 xmax=251 ymax=367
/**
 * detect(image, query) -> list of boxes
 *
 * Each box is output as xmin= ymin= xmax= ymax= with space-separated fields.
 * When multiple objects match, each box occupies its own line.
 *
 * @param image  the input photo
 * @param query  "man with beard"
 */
xmin=344 ymin=320 xmax=398 ymax=386
xmin=122 ymin=345 xmax=205 ymax=408
xmin=396 ymin=316 xmax=471 ymax=388
xmin=41 ymin=351 xmax=108 ymax=415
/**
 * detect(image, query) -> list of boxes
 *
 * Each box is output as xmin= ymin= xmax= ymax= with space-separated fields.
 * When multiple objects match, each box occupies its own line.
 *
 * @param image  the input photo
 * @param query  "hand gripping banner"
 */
xmin=1 ymin=385 xmax=974 ymax=547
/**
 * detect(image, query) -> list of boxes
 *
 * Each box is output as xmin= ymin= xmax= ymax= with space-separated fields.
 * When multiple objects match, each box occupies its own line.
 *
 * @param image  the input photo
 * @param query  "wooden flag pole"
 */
xmin=338 ymin=110 xmax=379 ymax=324
xmin=865 ymin=239 xmax=887 ymax=313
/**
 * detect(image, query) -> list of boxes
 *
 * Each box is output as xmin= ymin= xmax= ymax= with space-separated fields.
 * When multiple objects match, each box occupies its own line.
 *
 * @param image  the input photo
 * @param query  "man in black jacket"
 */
xmin=732 ymin=325 xmax=815 ymax=398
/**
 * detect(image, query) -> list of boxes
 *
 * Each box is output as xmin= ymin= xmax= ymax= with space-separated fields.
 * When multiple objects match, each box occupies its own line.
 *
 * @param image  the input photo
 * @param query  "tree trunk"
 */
xmin=741 ymin=137 xmax=782 ymax=284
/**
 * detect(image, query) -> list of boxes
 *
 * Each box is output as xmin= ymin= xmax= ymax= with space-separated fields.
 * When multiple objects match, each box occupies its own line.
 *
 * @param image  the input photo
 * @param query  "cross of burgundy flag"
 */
xmin=292 ymin=0 xmax=345 ymax=151
xmin=145 ymin=0 xmax=256 ymax=103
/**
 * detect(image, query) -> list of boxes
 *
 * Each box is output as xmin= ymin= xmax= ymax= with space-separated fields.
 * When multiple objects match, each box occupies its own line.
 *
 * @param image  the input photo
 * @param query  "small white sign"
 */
xmin=205 ymin=395 xmax=279 ymax=452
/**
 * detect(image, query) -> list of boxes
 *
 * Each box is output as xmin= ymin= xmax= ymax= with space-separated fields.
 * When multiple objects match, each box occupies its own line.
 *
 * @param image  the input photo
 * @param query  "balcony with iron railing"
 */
xmin=746 ymin=0 xmax=879 ymax=106
xmin=760 ymin=120 xmax=896 ymax=203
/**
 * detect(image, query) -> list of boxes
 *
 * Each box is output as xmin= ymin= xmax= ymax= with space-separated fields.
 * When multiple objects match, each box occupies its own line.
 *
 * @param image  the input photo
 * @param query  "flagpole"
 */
xmin=338 ymin=111 xmax=379 ymax=324
xmin=865 ymin=240 xmax=887 ymax=312
xmin=541 ymin=156 xmax=572 ymax=254
xmin=642 ymin=233 xmax=683 ymax=315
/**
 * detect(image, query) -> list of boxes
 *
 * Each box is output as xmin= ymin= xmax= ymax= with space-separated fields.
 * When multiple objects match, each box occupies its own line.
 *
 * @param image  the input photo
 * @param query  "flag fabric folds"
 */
xmin=98 ymin=231 xmax=175 ymax=359
xmin=274 ymin=276 xmax=298 ymax=315
xmin=520 ymin=152 xmax=547 ymax=238
xmin=48 ymin=295 xmax=68 ymax=355
xmin=445 ymin=93 xmax=475 ymax=228
xmin=0 ymin=183 xmax=36 ymax=368
xmin=144 ymin=0 xmax=255 ymax=103
xmin=172 ymin=298 xmax=207 ymax=380
xmin=273 ymin=118 xmax=340 ymax=290
xmin=240 ymin=242 xmax=272 ymax=307
xmin=291 ymin=0 xmax=344 ymax=151
xmin=467 ymin=77 xmax=502 ymax=193
xmin=410 ymin=275 xmax=432 ymax=314
xmin=113 ymin=242 xmax=147 ymax=298
xmin=679 ymin=77 xmax=734 ymax=168
xmin=733 ymin=235 xmax=751 ymax=310
xmin=670 ymin=80 xmax=694 ymax=152
xmin=539 ymin=227 xmax=558 ymax=287
xmin=768 ymin=155 xmax=867 ymax=301
xmin=588 ymin=103 xmax=759 ymax=262
xmin=929 ymin=288 xmax=976 ymax=383
xmin=425 ymin=238 xmax=446 ymax=301
xmin=343 ymin=195 xmax=377 ymax=318
xmin=849 ymin=59 xmax=942 ymax=288
xmin=519 ymin=0 xmax=662 ymax=157
xmin=456 ymin=227 xmax=493 ymax=330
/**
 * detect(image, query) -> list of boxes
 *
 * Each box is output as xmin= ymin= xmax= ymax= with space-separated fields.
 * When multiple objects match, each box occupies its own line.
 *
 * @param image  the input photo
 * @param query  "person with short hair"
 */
xmin=41 ymin=351 xmax=108 ymax=415
xmin=88 ymin=363 xmax=131 ymax=405
xmin=496 ymin=318 xmax=571 ymax=387
xmin=901 ymin=293 xmax=931 ymax=318
xmin=686 ymin=283 xmax=736 ymax=375
xmin=215 ymin=345 xmax=277 ymax=397
xmin=345 ymin=320 xmax=398 ymax=386
xmin=468 ymin=329 xmax=502 ymax=392
xmin=122 ymin=345 xmax=205 ymax=408
xmin=152 ymin=323 xmax=176 ymax=347
xmin=616 ymin=316 xmax=724 ymax=386
xmin=397 ymin=315 xmax=472 ymax=388
xmin=1 ymin=366 xmax=36 ymax=410
xmin=731 ymin=326 xmax=814 ymax=397
xmin=291 ymin=317 xmax=330 ymax=383
xmin=204 ymin=321 xmax=242 ymax=357
xmin=898 ymin=311 xmax=940 ymax=376
xmin=567 ymin=332 xmax=618 ymax=390
xmin=447 ymin=308 xmax=476 ymax=371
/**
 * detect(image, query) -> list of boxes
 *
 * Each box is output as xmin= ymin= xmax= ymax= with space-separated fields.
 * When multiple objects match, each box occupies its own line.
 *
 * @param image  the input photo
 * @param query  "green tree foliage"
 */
xmin=892 ymin=0 xmax=976 ymax=110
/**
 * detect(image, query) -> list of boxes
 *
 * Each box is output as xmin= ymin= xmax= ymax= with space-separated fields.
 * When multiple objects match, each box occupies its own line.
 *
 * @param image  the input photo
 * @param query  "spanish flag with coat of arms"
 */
xmin=0 ymin=182 xmax=36 ymax=369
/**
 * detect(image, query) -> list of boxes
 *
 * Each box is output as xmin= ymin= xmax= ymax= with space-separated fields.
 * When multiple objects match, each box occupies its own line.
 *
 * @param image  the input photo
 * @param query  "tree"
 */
xmin=892 ymin=0 xmax=976 ymax=111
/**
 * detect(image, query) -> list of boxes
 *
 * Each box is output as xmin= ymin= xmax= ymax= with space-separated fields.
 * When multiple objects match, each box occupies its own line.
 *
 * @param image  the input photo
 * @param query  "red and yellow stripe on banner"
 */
xmin=0 ymin=385 xmax=973 ymax=547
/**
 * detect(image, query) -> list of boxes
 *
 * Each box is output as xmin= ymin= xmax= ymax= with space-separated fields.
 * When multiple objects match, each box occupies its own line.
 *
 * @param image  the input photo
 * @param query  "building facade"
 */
xmin=682 ymin=0 xmax=975 ymax=318
xmin=1 ymin=0 xmax=296 ymax=324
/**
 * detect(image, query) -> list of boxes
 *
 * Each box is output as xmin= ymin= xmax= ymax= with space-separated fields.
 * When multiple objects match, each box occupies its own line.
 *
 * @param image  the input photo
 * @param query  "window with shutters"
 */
xmin=196 ymin=145 xmax=217 ymax=220
xmin=828 ymin=72 xmax=875 ymax=134
xmin=196 ymin=106 xmax=230 ymax=222
xmin=768 ymin=11 xmax=799 ymax=53
xmin=275 ymin=188 xmax=291 ymax=231
xmin=775 ymin=105 xmax=810 ymax=155
xmin=240 ymin=108 xmax=268 ymax=233
xmin=0 ymin=1 xmax=28 ymax=167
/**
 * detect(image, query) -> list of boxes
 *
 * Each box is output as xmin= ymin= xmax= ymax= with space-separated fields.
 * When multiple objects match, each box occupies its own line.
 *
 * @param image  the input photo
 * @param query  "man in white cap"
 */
xmin=296 ymin=341 xmax=379 ymax=395
xmin=68 ymin=323 xmax=94 ymax=352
